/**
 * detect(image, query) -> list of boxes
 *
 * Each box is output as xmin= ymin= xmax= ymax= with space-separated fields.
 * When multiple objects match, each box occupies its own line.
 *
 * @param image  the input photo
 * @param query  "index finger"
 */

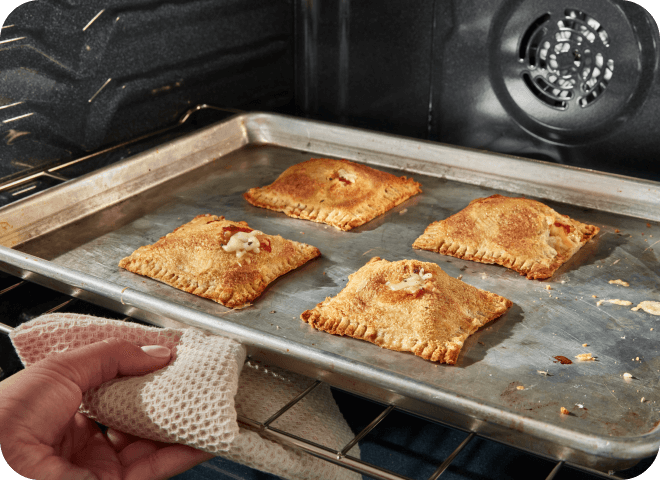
xmin=43 ymin=337 xmax=172 ymax=394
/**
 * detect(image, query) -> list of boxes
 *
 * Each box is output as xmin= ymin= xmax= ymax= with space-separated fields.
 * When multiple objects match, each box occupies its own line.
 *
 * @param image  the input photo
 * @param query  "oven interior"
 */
xmin=1 ymin=1 xmax=659 ymax=479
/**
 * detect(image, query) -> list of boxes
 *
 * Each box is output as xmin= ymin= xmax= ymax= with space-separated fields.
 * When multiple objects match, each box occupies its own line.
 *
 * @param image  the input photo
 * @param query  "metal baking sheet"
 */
xmin=1 ymin=113 xmax=659 ymax=469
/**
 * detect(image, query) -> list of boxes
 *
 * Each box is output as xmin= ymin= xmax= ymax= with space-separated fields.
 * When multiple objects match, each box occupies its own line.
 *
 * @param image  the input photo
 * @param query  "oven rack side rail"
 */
xmin=0 ymin=104 xmax=241 ymax=204
xmin=0 ymin=279 xmax=637 ymax=480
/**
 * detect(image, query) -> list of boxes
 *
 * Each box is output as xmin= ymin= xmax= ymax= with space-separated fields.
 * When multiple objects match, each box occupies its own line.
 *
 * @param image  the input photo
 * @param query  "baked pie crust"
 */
xmin=413 ymin=194 xmax=600 ymax=280
xmin=243 ymin=158 xmax=422 ymax=231
xmin=301 ymin=257 xmax=512 ymax=364
xmin=119 ymin=215 xmax=321 ymax=308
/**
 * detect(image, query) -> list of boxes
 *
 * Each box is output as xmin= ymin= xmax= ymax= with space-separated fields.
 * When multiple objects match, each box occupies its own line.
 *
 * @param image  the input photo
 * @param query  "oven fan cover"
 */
xmin=519 ymin=9 xmax=614 ymax=111
xmin=489 ymin=0 xmax=656 ymax=144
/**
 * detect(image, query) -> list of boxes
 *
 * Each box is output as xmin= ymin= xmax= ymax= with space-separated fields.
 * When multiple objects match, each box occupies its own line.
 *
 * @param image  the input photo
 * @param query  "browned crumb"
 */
xmin=560 ymin=407 xmax=570 ymax=415
xmin=554 ymin=355 xmax=573 ymax=365
xmin=615 ymin=229 xmax=621 ymax=233
xmin=582 ymin=343 xmax=588 ymax=347
xmin=608 ymin=279 xmax=630 ymax=287
xmin=516 ymin=386 xmax=525 ymax=390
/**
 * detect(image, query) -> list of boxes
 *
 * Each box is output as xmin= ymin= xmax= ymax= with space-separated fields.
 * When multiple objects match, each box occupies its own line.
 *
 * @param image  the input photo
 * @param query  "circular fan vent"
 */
xmin=490 ymin=0 xmax=656 ymax=144
xmin=519 ymin=9 xmax=614 ymax=110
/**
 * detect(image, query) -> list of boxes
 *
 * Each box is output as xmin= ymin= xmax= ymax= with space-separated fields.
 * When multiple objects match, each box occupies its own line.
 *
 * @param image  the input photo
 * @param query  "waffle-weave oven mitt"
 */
xmin=10 ymin=313 xmax=360 ymax=480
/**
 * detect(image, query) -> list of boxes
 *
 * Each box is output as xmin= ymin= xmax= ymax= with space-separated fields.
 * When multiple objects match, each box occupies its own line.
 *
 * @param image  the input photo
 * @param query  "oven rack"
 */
xmin=0 ymin=277 xmax=651 ymax=480
xmin=0 ymin=104 xmax=240 ymax=206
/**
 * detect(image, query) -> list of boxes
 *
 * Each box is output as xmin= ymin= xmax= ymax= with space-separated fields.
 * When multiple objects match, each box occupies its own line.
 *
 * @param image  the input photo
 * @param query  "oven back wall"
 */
xmin=2 ymin=0 xmax=660 ymax=184
xmin=294 ymin=0 xmax=660 ymax=180
xmin=0 ymin=0 xmax=294 ymax=181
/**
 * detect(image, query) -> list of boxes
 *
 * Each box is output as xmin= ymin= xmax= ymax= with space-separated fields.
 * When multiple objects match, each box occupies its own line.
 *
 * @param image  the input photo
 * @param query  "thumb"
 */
xmin=41 ymin=338 xmax=172 ymax=394
xmin=0 ymin=338 xmax=172 ymax=452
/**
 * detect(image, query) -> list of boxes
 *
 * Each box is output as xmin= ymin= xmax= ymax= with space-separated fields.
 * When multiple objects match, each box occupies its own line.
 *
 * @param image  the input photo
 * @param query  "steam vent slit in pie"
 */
xmin=243 ymin=158 xmax=422 ymax=231
xmin=301 ymin=258 xmax=512 ymax=364
xmin=118 ymin=215 xmax=321 ymax=308
xmin=413 ymin=194 xmax=600 ymax=280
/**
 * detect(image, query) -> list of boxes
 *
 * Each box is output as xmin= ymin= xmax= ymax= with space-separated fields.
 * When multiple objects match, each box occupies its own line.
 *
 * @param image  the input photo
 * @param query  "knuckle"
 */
xmin=147 ymin=451 xmax=165 ymax=478
xmin=101 ymin=337 xmax=124 ymax=348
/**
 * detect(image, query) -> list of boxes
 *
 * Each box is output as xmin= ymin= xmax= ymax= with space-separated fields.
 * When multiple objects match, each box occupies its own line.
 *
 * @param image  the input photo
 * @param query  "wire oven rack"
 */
xmin=0 ymin=105 xmax=656 ymax=480
xmin=0 ymin=279 xmax=653 ymax=480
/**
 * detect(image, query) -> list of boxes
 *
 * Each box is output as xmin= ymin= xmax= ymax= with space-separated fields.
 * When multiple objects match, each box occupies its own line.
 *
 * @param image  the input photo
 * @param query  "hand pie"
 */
xmin=301 ymin=257 xmax=512 ymax=364
xmin=243 ymin=158 xmax=422 ymax=231
xmin=413 ymin=194 xmax=600 ymax=280
xmin=119 ymin=215 xmax=321 ymax=308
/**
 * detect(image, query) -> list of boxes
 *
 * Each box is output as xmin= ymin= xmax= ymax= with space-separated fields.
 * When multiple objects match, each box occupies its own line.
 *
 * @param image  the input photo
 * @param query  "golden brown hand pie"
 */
xmin=301 ymin=257 xmax=512 ymax=364
xmin=119 ymin=215 xmax=321 ymax=308
xmin=243 ymin=158 xmax=422 ymax=231
xmin=413 ymin=194 xmax=600 ymax=280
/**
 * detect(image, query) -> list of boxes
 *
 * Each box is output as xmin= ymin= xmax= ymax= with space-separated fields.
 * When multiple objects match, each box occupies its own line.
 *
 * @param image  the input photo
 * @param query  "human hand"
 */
xmin=0 ymin=338 xmax=214 ymax=480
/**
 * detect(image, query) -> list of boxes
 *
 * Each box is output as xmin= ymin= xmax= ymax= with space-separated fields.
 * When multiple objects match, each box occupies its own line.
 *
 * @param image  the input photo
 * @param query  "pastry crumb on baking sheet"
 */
xmin=608 ymin=279 xmax=630 ymax=287
xmin=596 ymin=299 xmax=632 ymax=306
xmin=631 ymin=301 xmax=660 ymax=316
xmin=575 ymin=353 xmax=595 ymax=361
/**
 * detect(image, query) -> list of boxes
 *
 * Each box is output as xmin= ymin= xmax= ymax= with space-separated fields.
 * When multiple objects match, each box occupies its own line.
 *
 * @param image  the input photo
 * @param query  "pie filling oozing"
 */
xmin=243 ymin=158 xmax=422 ymax=231
xmin=119 ymin=215 xmax=321 ymax=308
xmin=301 ymin=257 xmax=512 ymax=364
xmin=413 ymin=195 xmax=600 ymax=279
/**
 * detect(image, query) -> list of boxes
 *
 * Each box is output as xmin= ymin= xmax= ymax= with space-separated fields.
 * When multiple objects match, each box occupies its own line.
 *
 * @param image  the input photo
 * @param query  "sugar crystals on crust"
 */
xmin=243 ymin=158 xmax=422 ymax=231
xmin=119 ymin=215 xmax=321 ymax=308
xmin=301 ymin=257 xmax=512 ymax=364
xmin=413 ymin=195 xmax=600 ymax=280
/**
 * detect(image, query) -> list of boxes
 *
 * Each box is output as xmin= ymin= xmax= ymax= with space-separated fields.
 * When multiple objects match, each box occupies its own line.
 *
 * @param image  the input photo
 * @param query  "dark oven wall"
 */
xmin=1 ymin=0 xmax=659 ymax=185
xmin=0 ymin=0 xmax=295 ymax=186
xmin=295 ymin=0 xmax=660 ymax=181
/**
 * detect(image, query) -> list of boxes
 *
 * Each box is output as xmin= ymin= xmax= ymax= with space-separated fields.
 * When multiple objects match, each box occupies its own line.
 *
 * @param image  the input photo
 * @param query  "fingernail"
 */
xmin=141 ymin=345 xmax=171 ymax=358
